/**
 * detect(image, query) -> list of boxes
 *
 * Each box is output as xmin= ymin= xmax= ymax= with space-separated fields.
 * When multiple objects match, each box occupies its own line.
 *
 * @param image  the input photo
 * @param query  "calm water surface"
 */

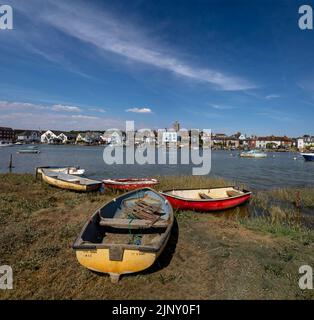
xmin=0 ymin=144 xmax=312 ymax=190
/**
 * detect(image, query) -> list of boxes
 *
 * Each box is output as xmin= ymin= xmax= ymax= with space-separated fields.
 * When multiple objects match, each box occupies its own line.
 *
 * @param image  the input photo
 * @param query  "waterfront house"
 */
xmin=255 ymin=136 xmax=293 ymax=149
xmin=212 ymin=133 xmax=239 ymax=149
xmin=101 ymin=130 xmax=124 ymax=145
xmin=297 ymin=137 xmax=305 ymax=151
xmin=162 ymin=131 xmax=178 ymax=144
xmin=41 ymin=130 xmax=58 ymax=144
xmin=16 ymin=130 xmax=41 ymax=143
xmin=0 ymin=127 xmax=14 ymax=143
xmin=76 ymin=132 xmax=102 ymax=145
xmin=298 ymin=135 xmax=314 ymax=150
xmin=57 ymin=132 xmax=77 ymax=144
xmin=247 ymin=137 xmax=257 ymax=149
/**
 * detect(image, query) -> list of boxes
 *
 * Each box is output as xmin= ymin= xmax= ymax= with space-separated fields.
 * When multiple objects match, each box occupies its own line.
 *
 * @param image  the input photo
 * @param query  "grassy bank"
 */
xmin=0 ymin=174 xmax=314 ymax=299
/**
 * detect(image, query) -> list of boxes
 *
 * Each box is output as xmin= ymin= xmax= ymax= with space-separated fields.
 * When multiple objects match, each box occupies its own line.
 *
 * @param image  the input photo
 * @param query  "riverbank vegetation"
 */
xmin=0 ymin=174 xmax=313 ymax=299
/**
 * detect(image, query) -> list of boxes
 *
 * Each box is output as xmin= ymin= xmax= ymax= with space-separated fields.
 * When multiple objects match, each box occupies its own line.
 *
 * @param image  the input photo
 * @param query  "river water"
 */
xmin=0 ymin=144 xmax=312 ymax=190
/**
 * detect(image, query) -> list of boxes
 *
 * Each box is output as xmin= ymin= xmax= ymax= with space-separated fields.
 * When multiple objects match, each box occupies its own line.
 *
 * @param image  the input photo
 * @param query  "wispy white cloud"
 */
xmin=71 ymin=114 xmax=100 ymax=120
xmin=13 ymin=1 xmax=255 ymax=91
xmin=126 ymin=107 xmax=152 ymax=113
xmin=256 ymin=109 xmax=293 ymax=122
xmin=0 ymin=100 xmax=123 ymax=130
xmin=209 ymin=104 xmax=236 ymax=110
xmin=265 ymin=94 xmax=280 ymax=100
xmin=52 ymin=104 xmax=81 ymax=112
xmin=89 ymin=108 xmax=107 ymax=113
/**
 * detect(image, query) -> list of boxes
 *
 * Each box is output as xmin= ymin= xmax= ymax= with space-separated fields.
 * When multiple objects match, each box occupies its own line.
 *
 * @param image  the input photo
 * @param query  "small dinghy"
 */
xmin=103 ymin=178 xmax=159 ymax=191
xmin=36 ymin=166 xmax=85 ymax=178
xmin=73 ymin=188 xmax=173 ymax=283
xmin=40 ymin=169 xmax=101 ymax=192
xmin=161 ymin=186 xmax=251 ymax=212
xmin=17 ymin=146 xmax=40 ymax=154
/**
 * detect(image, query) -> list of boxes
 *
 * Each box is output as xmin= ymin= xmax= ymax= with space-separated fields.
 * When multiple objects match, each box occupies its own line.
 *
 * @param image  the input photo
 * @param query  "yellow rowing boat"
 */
xmin=73 ymin=188 xmax=174 ymax=282
xmin=40 ymin=169 xmax=101 ymax=192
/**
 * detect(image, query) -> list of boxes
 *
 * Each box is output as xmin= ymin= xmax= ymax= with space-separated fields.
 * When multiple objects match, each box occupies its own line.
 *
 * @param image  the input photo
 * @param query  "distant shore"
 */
xmin=0 ymin=174 xmax=313 ymax=299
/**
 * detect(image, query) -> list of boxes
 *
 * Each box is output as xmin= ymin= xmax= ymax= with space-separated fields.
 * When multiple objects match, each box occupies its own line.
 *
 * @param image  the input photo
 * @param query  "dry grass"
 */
xmin=0 ymin=174 xmax=314 ymax=300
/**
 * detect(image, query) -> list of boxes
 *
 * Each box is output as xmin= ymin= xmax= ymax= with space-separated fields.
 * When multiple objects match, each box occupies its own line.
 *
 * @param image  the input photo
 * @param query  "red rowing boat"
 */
xmin=103 ymin=178 xmax=159 ymax=191
xmin=160 ymin=186 xmax=251 ymax=212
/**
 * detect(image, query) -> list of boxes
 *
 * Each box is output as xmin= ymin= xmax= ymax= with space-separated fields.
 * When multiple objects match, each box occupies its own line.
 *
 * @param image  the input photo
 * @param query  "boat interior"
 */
xmin=42 ymin=170 xmax=100 ymax=185
xmin=166 ymin=187 xmax=246 ymax=200
xmin=79 ymin=189 xmax=172 ymax=248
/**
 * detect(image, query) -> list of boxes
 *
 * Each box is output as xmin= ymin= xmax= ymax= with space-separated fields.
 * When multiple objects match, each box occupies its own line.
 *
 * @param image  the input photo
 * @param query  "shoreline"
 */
xmin=0 ymin=173 xmax=314 ymax=299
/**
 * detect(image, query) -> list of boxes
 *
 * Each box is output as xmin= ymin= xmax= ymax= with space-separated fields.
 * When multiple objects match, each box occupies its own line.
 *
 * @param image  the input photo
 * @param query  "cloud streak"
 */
xmin=0 ymin=100 xmax=123 ymax=130
xmin=126 ymin=107 xmax=152 ymax=113
xmin=14 ymin=1 xmax=255 ymax=91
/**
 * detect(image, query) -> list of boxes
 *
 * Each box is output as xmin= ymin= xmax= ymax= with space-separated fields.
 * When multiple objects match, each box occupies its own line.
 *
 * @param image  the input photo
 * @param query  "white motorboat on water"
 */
xmin=240 ymin=150 xmax=267 ymax=158
xmin=17 ymin=146 xmax=40 ymax=154
xmin=0 ymin=141 xmax=14 ymax=147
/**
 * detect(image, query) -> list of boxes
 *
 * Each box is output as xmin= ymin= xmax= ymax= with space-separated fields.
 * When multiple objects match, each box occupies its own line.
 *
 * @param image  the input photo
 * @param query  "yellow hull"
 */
xmin=76 ymin=248 xmax=157 ymax=282
xmin=42 ymin=173 xmax=98 ymax=192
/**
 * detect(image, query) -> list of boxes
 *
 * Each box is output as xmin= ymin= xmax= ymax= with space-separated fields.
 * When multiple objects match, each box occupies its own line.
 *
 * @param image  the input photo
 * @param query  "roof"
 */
xmin=257 ymin=136 xmax=292 ymax=142
xmin=0 ymin=127 xmax=13 ymax=131
xmin=17 ymin=130 xmax=40 ymax=136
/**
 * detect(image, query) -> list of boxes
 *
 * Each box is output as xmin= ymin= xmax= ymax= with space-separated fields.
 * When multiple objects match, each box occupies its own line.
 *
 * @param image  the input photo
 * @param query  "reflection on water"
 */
xmin=0 ymin=145 xmax=313 ymax=190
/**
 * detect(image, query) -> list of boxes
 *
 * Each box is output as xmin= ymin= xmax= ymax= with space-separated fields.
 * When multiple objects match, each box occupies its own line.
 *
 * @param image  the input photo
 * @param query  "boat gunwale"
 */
xmin=72 ymin=187 xmax=174 ymax=253
xmin=160 ymin=186 xmax=252 ymax=202
xmin=103 ymin=178 xmax=159 ymax=186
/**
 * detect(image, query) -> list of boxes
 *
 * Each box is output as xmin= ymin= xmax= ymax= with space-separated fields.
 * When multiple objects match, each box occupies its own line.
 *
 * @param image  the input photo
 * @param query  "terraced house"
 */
xmin=255 ymin=136 xmax=293 ymax=149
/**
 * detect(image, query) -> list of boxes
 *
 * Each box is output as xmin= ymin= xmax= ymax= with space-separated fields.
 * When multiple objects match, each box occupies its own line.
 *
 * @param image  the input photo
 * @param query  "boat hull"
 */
xmin=41 ymin=172 xmax=101 ymax=192
xmin=18 ymin=150 xmax=40 ymax=154
xmin=103 ymin=178 xmax=158 ymax=191
xmin=73 ymin=188 xmax=173 ymax=282
xmin=240 ymin=153 xmax=267 ymax=158
xmin=161 ymin=187 xmax=251 ymax=212
xmin=301 ymin=153 xmax=314 ymax=161
xmin=36 ymin=166 xmax=84 ymax=177
xmin=75 ymin=234 xmax=169 ymax=281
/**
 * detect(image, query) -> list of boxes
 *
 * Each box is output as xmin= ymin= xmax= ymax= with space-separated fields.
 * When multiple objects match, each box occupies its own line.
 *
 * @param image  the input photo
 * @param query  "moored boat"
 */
xmin=103 ymin=178 xmax=159 ymax=191
xmin=17 ymin=146 xmax=40 ymax=154
xmin=240 ymin=150 xmax=267 ymax=158
xmin=0 ymin=141 xmax=14 ymax=147
xmin=40 ymin=169 xmax=101 ymax=192
xmin=73 ymin=188 xmax=173 ymax=283
xmin=300 ymin=153 xmax=314 ymax=161
xmin=160 ymin=186 xmax=252 ymax=212
xmin=36 ymin=166 xmax=85 ymax=178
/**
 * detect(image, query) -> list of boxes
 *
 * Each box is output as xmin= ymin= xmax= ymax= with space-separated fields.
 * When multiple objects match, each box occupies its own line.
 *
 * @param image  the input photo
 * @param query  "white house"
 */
xmin=76 ymin=132 xmax=102 ymax=144
xmin=297 ymin=138 xmax=305 ymax=151
xmin=41 ymin=130 xmax=59 ymax=144
xmin=162 ymin=131 xmax=177 ymax=143
xmin=255 ymin=136 xmax=293 ymax=149
xmin=101 ymin=131 xmax=123 ymax=145
xmin=17 ymin=130 xmax=40 ymax=143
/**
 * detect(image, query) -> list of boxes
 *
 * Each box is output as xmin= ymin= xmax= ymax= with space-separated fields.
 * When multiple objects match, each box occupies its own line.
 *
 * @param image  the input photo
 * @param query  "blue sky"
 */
xmin=0 ymin=0 xmax=314 ymax=136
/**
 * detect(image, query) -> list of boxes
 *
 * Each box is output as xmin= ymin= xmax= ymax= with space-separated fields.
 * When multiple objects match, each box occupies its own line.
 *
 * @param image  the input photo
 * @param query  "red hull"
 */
xmin=103 ymin=178 xmax=158 ymax=191
xmin=162 ymin=192 xmax=251 ymax=212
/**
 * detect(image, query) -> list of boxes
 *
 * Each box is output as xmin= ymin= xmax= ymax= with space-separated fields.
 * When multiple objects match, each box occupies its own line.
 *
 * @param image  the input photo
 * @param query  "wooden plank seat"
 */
xmin=226 ymin=190 xmax=243 ymax=197
xmin=99 ymin=199 xmax=167 ymax=229
xmin=99 ymin=218 xmax=168 ymax=229
xmin=199 ymin=193 xmax=213 ymax=199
